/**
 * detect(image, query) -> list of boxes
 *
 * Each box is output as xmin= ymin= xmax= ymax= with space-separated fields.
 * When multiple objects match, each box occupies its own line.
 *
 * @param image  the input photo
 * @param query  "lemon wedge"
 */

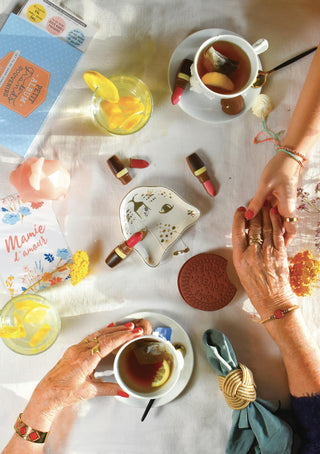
xmin=151 ymin=360 xmax=170 ymax=388
xmin=14 ymin=311 xmax=24 ymax=328
xmin=23 ymin=307 xmax=48 ymax=324
xmin=29 ymin=323 xmax=51 ymax=347
xmin=14 ymin=299 xmax=48 ymax=311
xmin=83 ymin=71 xmax=119 ymax=103
xmin=0 ymin=326 xmax=26 ymax=338
xmin=201 ymin=71 xmax=234 ymax=91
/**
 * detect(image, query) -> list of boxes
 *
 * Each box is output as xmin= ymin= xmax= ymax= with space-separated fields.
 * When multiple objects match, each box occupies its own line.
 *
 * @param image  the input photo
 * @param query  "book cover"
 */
xmin=0 ymin=13 xmax=82 ymax=157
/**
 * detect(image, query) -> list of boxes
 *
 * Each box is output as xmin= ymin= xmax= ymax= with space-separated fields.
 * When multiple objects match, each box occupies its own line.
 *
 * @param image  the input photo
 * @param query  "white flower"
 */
xmin=251 ymin=94 xmax=273 ymax=119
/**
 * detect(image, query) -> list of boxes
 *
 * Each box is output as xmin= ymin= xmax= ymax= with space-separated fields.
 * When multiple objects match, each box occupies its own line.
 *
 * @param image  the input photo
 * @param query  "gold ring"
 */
xmin=284 ymin=217 xmax=299 ymax=223
xmin=91 ymin=342 xmax=101 ymax=356
xmin=248 ymin=234 xmax=263 ymax=246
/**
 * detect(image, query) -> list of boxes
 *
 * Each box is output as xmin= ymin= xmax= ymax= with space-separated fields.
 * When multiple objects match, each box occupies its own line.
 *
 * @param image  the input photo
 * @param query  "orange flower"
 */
xmin=69 ymin=250 xmax=89 ymax=286
xmin=289 ymin=250 xmax=320 ymax=297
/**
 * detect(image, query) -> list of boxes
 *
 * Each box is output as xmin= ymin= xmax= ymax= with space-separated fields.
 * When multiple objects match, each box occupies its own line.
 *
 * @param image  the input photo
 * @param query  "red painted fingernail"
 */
xmin=271 ymin=207 xmax=278 ymax=215
xmin=245 ymin=209 xmax=254 ymax=220
xmin=132 ymin=327 xmax=143 ymax=334
xmin=124 ymin=322 xmax=135 ymax=329
xmin=107 ymin=322 xmax=115 ymax=327
xmin=117 ymin=390 xmax=129 ymax=398
xmin=237 ymin=206 xmax=246 ymax=212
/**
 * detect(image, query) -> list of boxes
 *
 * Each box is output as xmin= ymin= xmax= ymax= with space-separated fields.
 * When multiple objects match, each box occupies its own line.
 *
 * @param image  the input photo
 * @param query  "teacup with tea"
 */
xmin=114 ymin=335 xmax=184 ymax=399
xmin=192 ymin=34 xmax=268 ymax=99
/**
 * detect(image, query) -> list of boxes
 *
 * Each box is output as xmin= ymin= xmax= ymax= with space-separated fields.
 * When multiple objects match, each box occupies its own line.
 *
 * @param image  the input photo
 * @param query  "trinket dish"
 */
xmin=119 ymin=186 xmax=200 ymax=267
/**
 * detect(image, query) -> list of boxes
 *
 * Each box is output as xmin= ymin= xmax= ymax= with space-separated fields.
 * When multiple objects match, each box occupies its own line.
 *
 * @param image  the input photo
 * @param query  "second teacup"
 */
xmin=193 ymin=33 xmax=268 ymax=99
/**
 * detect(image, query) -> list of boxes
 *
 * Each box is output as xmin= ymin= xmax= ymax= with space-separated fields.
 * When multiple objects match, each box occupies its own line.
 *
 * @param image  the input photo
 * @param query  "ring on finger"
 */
xmin=248 ymin=233 xmax=263 ymax=246
xmin=91 ymin=342 xmax=102 ymax=358
xmin=84 ymin=336 xmax=98 ymax=344
xmin=284 ymin=217 xmax=299 ymax=223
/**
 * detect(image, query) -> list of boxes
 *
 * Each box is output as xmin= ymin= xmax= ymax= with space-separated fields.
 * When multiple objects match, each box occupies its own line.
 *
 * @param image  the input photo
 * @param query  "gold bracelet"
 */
xmin=259 ymin=305 xmax=300 ymax=324
xmin=14 ymin=413 xmax=49 ymax=443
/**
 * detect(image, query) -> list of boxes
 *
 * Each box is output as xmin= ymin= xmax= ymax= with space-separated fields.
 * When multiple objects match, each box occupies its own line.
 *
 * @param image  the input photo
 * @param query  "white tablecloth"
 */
xmin=0 ymin=0 xmax=320 ymax=452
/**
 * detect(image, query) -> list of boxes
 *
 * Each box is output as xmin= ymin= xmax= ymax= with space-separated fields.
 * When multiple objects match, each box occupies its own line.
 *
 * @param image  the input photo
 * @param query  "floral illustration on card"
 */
xmin=12 ymin=248 xmax=72 ymax=294
xmin=0 ymin=194 xmax=73 ymax=297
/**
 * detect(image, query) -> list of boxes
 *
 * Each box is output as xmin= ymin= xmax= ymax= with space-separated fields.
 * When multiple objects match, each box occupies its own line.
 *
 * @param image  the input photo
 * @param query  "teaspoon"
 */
xmin=253 ymin=46 xmax=317 ymax=88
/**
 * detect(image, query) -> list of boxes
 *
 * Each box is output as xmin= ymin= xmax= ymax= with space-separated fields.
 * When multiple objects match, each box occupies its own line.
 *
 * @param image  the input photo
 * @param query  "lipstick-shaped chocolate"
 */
xmin=171 ymin=59 xmax=193 ymax=105
xmin=186 ymin=152 xmax=216 ymax=197
xmin=129 ymin=158 xmax=149 ymax=169
xmin=105 ymin=231 xmax=144 ymax=268
xmin=107 ymin=155 xmax=132 ymax=185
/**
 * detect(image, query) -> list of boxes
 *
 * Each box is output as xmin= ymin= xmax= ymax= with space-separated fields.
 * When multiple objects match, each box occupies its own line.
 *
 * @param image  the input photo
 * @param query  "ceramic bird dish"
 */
xmin=119 ymin=186 xmax=200 ymax=267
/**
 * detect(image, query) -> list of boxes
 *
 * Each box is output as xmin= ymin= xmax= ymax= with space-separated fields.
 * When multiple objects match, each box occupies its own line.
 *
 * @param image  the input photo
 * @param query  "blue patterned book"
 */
xmin=0 ymin=13 xmax=82 ymax=157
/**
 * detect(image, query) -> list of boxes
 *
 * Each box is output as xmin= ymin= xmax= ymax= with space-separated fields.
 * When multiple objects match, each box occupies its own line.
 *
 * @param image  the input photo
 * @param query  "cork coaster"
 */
xmin=177 ymin=253 xmax=236 ymax=311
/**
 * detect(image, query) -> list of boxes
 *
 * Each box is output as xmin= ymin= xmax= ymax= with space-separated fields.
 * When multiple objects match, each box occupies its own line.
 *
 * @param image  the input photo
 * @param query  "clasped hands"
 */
xmin=233 ymin=201 xmax=298 ymax=320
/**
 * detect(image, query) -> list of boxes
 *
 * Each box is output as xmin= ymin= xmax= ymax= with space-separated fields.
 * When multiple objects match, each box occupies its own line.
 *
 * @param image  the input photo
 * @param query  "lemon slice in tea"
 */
xmin=0 ymin=326 xmax=26 ymax=338
xmin=23 ymin=307 xmax=48 ymax=324
xmin=83 ymin=71 xmax=119 ymax=103
xmin=151 ymin=360 xmax=170 ymax=388
xmin=29 ymin=323 xmax=51 ymax=347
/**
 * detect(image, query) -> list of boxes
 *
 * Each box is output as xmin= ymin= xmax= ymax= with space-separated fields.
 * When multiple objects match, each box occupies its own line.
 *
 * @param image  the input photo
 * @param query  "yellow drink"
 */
xmin=92 ymin=75 xmax=153 ymax=135
xmin=0 ymin=294 xmax=61 ymax=355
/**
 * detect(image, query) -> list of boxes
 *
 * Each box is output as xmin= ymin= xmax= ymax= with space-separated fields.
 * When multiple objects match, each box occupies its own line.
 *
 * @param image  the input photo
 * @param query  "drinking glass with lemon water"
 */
xmin=0 ymin=294 xmax=61 ymax=355
xmin=83 ymin=71 xmax=153 ymax=135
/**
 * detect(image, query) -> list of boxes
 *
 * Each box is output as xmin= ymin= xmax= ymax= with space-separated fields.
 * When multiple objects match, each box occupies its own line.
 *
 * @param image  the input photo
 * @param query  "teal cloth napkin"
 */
xmin=203 ymin=329 xmax=293 ymax=454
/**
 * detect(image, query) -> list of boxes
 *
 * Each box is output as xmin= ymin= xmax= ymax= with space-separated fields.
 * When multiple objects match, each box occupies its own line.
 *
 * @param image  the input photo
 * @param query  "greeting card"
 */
xmin=0 ymin=193 xmax=72 ymax=297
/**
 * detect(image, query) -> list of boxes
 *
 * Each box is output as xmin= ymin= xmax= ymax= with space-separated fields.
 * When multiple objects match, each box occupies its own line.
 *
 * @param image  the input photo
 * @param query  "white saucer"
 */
xmin=114 ymin=311 xmax=194 ymax=408
xmin=168 ymin=28 xmax=262 ymax=123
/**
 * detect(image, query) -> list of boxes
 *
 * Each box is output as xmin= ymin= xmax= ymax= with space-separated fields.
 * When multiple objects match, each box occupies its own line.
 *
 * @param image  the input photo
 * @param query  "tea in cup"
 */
xmin=113 ymin=335 xmax=184 ymax=399
xmin=193 ymin=34 xmax=268 ymax=99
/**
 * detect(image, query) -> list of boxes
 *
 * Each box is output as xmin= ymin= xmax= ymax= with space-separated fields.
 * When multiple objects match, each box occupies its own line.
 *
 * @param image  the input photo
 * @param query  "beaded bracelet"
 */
xmin=276 ymin=146 xmax=306 ymax=168
xmin=14 ymin=413 xmax=49 ymax=443
xmin=259 ymin=305 xmax=300 ymax=324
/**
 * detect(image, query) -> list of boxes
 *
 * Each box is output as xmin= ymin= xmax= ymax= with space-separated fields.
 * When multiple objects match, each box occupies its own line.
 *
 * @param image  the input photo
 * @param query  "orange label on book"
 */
xmin=0 ymin=51 xmax=50 ymax=118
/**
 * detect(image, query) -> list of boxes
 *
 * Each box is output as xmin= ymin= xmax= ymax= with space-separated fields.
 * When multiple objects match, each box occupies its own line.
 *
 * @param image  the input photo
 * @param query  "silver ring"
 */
xmin=248 ymin=234 xmax=263 ymax=246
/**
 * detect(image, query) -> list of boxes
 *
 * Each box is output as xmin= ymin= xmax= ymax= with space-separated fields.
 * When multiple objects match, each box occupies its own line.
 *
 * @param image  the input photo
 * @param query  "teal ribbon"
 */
xmin=203 ymin=329 xmax=293 ymax=454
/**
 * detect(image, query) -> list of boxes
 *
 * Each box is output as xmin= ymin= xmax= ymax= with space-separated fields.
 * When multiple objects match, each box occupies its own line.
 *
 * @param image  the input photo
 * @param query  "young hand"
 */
xmin=244 ymin=152 xmax=301 ymax=245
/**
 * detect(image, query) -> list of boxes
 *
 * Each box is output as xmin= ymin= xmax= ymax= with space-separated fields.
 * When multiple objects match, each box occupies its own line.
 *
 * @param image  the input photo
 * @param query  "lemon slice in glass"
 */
xmin=0 ymin=326 xmax=26 ymax=338
xmin=29 ymin=323 xmax=51 ymax=347
xmin=83 ymin=71 xmax=119 ymax=103
xmin=14 ymin=299 xmax=48 ymax=311
xmin=151 ymin=360 xmax=170 ymax=388
xmin=23 ymin=307 xmax=48 ymax=324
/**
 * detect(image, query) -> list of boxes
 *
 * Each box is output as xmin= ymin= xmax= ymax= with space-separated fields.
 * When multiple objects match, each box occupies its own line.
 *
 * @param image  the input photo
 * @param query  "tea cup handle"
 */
xmin=94 ymin=370 xmax=115 ymax=381
xmin=175 ymin=349 xmax=185 ymax=371
xmin=252 ymin=38 xmax=269 ymax=55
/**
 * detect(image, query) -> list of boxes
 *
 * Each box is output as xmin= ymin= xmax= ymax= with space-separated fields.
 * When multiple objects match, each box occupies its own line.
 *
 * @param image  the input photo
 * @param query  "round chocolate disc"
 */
xmin=177 ymin=253 xmax=236 ymax=311
xmin=221 ymin=95 xmax=245 ymax=116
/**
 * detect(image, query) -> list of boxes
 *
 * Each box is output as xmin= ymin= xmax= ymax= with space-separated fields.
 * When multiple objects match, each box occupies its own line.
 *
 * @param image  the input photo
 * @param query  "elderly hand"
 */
xmin=244 ymin=152 xmax=301 ymax=245
xmin=22 ymin=320 xmax=151 ymax=428
xmin=232 ymin=203 xmax=298 ymax=320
